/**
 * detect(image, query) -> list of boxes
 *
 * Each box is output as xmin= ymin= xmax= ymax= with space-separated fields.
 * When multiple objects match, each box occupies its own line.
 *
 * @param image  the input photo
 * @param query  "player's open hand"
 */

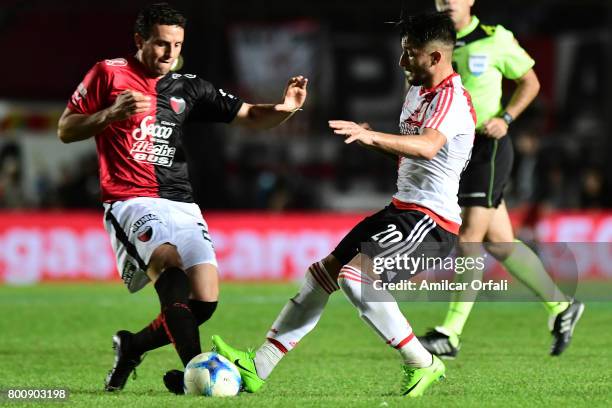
xmin=281 ymin=76 xmax=308 ymax=112
xmin=108 ymin=90 xmax=152 ymax=121
xmin=329 ymin=120 xmax=375 ymax=146
xmin=483 ymin=118 xmax=508 ymax=139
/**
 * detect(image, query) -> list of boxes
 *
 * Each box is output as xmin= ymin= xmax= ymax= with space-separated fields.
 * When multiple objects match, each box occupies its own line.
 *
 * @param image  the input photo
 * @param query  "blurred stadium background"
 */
xmin=0 ymin=0 xmax=610 ymax=284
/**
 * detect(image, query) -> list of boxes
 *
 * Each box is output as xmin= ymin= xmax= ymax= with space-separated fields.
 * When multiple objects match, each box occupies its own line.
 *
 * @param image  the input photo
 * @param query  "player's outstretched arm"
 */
xmin=483 ymin=69 xmax=540 ymax=139
xmin=57 ymin=90 xmax=151 ymax=143
xmin=329 ymin=120 xmax=446 ymax=160
xmin=231 ymin=76 xmax=307 ymax=130
xmin=355 ymin=122 xmax=397 ymax=161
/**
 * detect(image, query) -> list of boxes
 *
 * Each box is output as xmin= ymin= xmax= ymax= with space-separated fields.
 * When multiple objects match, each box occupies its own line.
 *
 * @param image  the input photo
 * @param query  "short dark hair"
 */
xmin=397 ymin=12 xmax=456 ymax=48
xmin=134 ymin=3 xmax=186 ymax=40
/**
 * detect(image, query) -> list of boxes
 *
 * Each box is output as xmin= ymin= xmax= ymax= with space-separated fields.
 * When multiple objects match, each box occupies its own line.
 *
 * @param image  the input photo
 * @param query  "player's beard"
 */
xmin=406 ymin=70 xmax=427 ymax=87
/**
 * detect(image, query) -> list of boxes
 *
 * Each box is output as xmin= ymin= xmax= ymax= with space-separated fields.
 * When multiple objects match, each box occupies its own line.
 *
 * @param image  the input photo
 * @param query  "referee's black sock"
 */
xmin=131 ymin=300 xmax=218 ymax=354
xmin=151 ymin=267 xmax=201 ymax=367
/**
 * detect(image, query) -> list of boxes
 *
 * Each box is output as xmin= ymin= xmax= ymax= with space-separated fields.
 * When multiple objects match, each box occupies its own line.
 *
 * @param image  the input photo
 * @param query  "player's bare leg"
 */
xmin=419 ymin=206 xmax=493 ymax=357
xmin=188 ymin=263 xmax=219 ymax=302
xmin=423 ymin=201 xmax=582 ymax=357
xmin=484 ymin=201 xmax=581 ymax=355
xmin=442 ymin=206 xmax=492 ymax=336
xmin=484 ymin=201 xmax=566 ymax=304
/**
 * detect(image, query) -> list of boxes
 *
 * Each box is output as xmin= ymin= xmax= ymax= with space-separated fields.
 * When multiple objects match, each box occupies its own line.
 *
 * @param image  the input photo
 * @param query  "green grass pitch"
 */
xmin=0 ymin=283 xmax=610 ymax=407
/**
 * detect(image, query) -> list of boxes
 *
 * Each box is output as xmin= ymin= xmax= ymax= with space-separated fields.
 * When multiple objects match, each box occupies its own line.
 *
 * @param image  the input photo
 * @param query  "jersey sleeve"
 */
xmin=494 ymin=25 xmax=535 ymax=80
xmin=188 ymin=78 xmax=243 ymax=123
xmin=67 ymin=62 xmax=112 ymax=114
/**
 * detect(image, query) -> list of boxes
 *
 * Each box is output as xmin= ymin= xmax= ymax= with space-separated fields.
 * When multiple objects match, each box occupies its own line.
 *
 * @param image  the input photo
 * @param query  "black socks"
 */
xmin=151 ymin=267 xmax=200 ymax=366
xmin=129 ymin=267 xmax=217 ymax=367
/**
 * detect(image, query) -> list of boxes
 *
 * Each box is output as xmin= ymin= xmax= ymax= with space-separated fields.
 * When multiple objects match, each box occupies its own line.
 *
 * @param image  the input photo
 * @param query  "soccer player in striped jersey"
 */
xmin=213 ymin=12 xmax=475 ymax=397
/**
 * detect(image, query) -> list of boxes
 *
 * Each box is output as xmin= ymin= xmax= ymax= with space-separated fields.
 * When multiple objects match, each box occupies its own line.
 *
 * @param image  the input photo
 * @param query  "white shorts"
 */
xmin=103 ymin=197 xmax=217 ymax=293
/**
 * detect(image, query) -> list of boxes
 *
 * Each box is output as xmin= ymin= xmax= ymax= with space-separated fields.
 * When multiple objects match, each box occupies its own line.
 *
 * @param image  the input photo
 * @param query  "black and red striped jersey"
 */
xmin=67 ymin=56 xmax=243 ymax=203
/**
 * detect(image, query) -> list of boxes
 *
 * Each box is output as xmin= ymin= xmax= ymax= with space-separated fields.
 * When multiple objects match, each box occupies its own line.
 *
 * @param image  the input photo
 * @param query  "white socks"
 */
xmin=338 ymin=265 xmax=432 ymax=368
xmin=254 ymin=261 xmax=338 ymax=379
xmin=254 ymin=261 xmax=433 ymax=381
xmin=254 ymin=340 xmax=285 ymax=380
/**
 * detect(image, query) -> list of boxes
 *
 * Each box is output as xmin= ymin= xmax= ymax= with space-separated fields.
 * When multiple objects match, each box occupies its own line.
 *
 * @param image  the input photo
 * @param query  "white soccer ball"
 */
xmin=184 ymin=352 xmax=242 ymax=397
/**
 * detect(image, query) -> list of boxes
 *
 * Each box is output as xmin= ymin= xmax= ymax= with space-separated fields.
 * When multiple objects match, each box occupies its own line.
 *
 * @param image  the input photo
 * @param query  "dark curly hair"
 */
xmin=134 ymin=3 xmax=186 ymax=40
xmin=397 ymin=12 xmax=456 ymax=48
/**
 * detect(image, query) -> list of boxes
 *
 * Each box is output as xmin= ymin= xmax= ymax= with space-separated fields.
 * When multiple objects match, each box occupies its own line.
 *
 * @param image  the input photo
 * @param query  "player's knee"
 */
xmin=484 ymin=241 xmax=514 ymax=261
xmin=338 ymin=272 xmax=374 ymax=316
xmin=457 ymin=239 xmax=483 ymax=258
xmin=188 ymin=300 xmax=218 ymax=325
xmin=154 ymin=266 xmax=191 ymax=309
xmin=337 ymin=265 xmax=360 ymax=296
xmin=459 ymin=227 xmax=486 ymax=244
xmin=337 ymin=274 xmax=354 ymax=299
xmin=187 ymin=263 xmax=219 ymax=302
xmin=484 ymin=228 xmax=514 ymax=245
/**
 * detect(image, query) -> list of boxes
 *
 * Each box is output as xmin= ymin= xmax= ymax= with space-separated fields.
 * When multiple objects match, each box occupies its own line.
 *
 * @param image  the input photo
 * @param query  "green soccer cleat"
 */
xmin=401 ymin=355 xmax=446 ymax=397
xmin=211 ymin=335 xmax=265 ymax=393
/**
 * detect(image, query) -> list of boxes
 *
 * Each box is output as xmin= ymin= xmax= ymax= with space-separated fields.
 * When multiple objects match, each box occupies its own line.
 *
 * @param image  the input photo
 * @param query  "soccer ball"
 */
xmin=183 ymin=352 xmax=242 ymax=397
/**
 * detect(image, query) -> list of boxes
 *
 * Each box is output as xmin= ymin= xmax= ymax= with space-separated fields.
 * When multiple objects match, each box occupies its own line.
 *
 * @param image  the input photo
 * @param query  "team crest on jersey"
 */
xmin=170 ymin=97 xmax=186 ymax=114
xmin=137 ymin=226 xmax=153 ymax=242
xmin=468 ymin=54 xmax=489 ymax=76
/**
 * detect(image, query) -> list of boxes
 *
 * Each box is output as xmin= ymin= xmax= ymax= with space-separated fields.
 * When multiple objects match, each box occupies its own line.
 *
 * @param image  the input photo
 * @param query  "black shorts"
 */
xmin=331 ymin=203 xmax=457 ymax=276
xmin=458 ymin=134 xmax=514 ymax=208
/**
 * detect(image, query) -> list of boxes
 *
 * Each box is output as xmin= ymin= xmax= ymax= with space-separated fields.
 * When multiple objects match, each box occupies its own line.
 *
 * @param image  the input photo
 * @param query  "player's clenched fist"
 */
xmin=482 ymin=117 xmax=508 ymax=139
xmin=108 ymin=90 xmax=152 ymax=121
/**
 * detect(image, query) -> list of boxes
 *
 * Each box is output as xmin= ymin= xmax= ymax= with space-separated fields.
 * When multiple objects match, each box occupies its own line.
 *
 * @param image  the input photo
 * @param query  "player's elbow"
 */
xmin=57 ymin=122 xmax=83 ymax=144
xmin=532 ymin=76 xmax=541 ymax=95
xmin=57 ymin=123 xmax=73 ymax=144
xmin=57 ymin=111 xmax=77 ymax=143
xmin=57 ymin=125 xmax=70 ymax=144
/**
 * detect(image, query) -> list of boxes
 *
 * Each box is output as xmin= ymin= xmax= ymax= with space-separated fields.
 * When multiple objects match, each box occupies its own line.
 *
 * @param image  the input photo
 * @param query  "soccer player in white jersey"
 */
xmin=212 ymin=12 xmax=475 ymax=397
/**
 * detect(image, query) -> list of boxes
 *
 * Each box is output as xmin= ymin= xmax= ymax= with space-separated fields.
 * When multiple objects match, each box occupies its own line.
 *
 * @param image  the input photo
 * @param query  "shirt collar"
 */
xmin=420 ymin=72 xmax=458 ymax=95
xmin=457 ymin=15 xmax=480 ymax=39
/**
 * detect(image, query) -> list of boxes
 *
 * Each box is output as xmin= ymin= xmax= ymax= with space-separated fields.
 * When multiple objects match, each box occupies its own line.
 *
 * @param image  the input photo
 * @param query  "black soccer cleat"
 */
xmin=550 ymin=299 xmax=585 ymax=356
xmin=104 ymin=330 xmax=145 ymax=391
xmin=163 ymin=369 xmax=185 ymax=395
xmin=418 ymin=327 xmax=460 ymax=359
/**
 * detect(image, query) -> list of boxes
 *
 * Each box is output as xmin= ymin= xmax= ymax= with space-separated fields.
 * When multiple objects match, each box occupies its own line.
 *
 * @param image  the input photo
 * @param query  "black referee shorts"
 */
xmin=458 ymin=133 xmax=514 ymax=208
xmin=331 ymin=203 xmax=457 ymax=277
